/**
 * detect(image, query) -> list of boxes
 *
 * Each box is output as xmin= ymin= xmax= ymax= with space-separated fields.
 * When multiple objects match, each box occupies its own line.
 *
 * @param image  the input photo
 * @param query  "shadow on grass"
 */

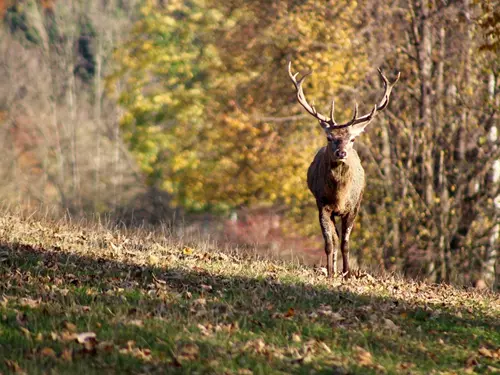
xmin=0 ymin=241 xmax=498 ymax=374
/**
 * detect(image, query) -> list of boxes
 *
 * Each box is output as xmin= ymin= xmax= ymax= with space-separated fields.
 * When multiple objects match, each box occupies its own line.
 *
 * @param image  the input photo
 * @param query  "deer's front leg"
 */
xmin=341 ymin=213 xmax=356 ymax=276
xmin=319 ymin=207 xmax=339 ymax=278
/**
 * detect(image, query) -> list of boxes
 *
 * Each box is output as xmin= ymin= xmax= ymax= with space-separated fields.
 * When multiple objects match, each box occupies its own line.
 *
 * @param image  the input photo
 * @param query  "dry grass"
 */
xmin=0 ymin=212 xmax=499 ymax=374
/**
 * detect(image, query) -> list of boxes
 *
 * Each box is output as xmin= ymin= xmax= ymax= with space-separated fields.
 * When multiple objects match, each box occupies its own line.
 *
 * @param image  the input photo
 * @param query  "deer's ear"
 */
xmin=349 ymin=123 xmax=369 ymax=138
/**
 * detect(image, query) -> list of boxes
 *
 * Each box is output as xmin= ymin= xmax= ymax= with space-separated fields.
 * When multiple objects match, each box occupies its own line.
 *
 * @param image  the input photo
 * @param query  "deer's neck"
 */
xmin=325 ymin=156 xmax=353 ymax=183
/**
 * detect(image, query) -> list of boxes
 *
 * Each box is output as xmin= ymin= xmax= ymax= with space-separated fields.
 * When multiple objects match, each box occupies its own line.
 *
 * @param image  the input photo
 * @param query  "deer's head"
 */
xmin=288 ymin=61 xmax=400 ymax=162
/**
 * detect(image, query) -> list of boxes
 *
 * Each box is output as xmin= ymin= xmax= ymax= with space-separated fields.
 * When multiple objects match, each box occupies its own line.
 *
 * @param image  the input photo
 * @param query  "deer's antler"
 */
xmin=288 ymin=61 xmax=400 ymax=129
xmin=287 ymin=61 xmax=330 ymax=123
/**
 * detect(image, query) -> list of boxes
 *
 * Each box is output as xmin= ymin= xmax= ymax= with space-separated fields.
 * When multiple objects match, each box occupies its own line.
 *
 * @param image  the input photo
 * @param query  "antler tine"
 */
xmin=330 ymin=99 xmax=336 ymax=125
xmin=351 ymin=102 xmax=359 ymax=122
xmin=333 ymin=69 xmax=399 ymax=128
xmin=376 ymin=69 xmax=400 ymax=111
xmin=288 ymin=61 xmax=330 ymax=123
xmin=331 ymin=102 xmax=360 ymax=128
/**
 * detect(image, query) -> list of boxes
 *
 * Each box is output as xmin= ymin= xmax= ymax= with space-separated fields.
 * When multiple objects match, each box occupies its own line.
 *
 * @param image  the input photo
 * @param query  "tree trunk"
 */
xmin=413 ymin=0 xmax=435 ymax=279
xmin=448 ymin=0 xmax=473 ymax=284
xmin=381 ymin=119 xmax=400 ymax=271
xmin=483 ymin=72 xmax=499 ymax=289
xmin=434 ymin=27 xmax=448 ymax=282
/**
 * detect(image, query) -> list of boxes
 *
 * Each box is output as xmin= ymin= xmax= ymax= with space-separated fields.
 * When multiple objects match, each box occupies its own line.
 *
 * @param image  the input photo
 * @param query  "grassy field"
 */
xmin=0 ymin=213 xmax=498 ymax=374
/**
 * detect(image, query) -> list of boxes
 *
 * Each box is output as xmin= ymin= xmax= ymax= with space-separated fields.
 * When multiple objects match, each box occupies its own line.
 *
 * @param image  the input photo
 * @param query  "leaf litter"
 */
xmin=0 ymin=214 xmax=498 ymax=374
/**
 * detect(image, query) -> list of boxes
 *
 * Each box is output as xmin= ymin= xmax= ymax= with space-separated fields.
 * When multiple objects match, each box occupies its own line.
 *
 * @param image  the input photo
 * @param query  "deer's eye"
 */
xmin=350 ymin=139 xmax=355 ymax=143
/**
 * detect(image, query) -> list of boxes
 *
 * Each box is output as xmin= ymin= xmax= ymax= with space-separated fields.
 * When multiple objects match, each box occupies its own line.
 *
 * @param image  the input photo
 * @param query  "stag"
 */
xmin=288 ymin=61 xmax=400 ymax=278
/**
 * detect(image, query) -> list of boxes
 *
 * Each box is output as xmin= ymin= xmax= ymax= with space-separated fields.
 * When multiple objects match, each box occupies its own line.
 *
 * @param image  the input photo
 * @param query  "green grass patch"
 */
xmin=0 ymin=214 xmax=498 ymax=374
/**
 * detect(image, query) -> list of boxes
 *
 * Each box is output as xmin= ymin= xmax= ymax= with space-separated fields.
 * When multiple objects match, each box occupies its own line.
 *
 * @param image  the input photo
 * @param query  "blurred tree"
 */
xmin=110 ymin=0 xmax=369 ymax=218
xmin=111 ymin=0 xmax=499 ymax=288
xmin=477 ymin=0 xmax=500 ymax=52
xmin=357 ymin=0 xmax=499 ymax=286
xmin=0 ymin=0 xmax=142 ymax=214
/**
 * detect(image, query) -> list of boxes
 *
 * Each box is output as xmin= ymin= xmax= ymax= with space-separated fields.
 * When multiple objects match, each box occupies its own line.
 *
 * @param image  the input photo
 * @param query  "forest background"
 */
xmin=0 ymin=0 xmax=498 ymax=289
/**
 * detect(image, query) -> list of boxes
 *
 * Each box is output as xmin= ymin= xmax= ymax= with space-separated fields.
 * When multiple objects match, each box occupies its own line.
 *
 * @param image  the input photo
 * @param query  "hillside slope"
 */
xmin=0 ymin=214 xmax=498 ymax=374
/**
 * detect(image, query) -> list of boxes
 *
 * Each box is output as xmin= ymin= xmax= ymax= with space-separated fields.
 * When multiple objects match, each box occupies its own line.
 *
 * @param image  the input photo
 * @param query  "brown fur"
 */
xmin=307 ymin=127 xmax=366 ymax=277
xmin=287 ymin=61 xmax=399 ymax=277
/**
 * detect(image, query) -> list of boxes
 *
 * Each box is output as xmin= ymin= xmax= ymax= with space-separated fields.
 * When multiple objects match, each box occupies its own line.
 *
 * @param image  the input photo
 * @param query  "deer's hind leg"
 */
xmin=318 ymin=205 xmax=340 ymax=278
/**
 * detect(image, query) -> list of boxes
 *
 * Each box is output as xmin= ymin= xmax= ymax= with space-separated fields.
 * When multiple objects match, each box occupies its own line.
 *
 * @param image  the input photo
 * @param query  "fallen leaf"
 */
xmin=40 ymin=347 xmax=57 ymax=358
xmin=284 ymin=308 xmax=295 ymax=318
xmin=60 ymin=348 xmax=72 ymax=362
xmin=244 ymin=339 xmax=266 ymax=353
xmin=317 ymin=305 xmax=332 ymax=316
xmin=0 ymin=296 xmax=8 ymax=307
xmin=354 ymin=346 xmax=373 ymax=366
xmin=194 ymin=298 xmax=206 ymax=306
xmin=19 ymin=298 xmax=40 ymax=308
xmin=64 ymin=322 xmax=77 ymax=332
xmin=464 ymin=354 xmax=478 ymax=373
xmin=58 ymin=288 xmax=70 ymax=296
xmin=126 ymin=340 xmax=135 ymax=350
xmin=75 ymin=332 xmax=97 ymax=344
xmin=148 ymin=254 xmax=160 ymax=264
xmin=19 ymin=327 xmax=31 ymax=339
xmin=97 ymin=341 xmax=115 ymax=353
xmin=292 ymin=333 xmax=301 ymax=343
xmin=178 ymin=343 xmax=199 ymax=361
xmin=478 ymin=347 xmax=494 ymax=358
xmin=60 ymin=331 xmax=76 ymax=342
xmin=119 ymin=344 xmax=152 ymax=361
xmin=197 ymin=324 xmax=211 ymax=336
xmin=4 ymin=359 xmax=26 ymax=374
xmin=201 ymin=284 xmax=213 ymax=292
xmin=127 ymin=319 xmax=144 ymax=327
xmin=182 ymin=247 xmax=194 ymax=255
xmin=384 ymin=318 xmax=399 ymax=331
xmin=465 ymin=355 xmax=478 ymax=367
xmin=318 ymin=341 xmax=332 ymax=353
xmin=292 ymin=353 xmax=313 ymax=364
xmin=16 ymin=312 xmax=28 ymax=326
xmin=318 ymin=267 xmax=328 ymax=276
xmin=331 ymin=312 xmax=345 ymax=322
xmin=399 ymin=362 xmax=415 ymax=370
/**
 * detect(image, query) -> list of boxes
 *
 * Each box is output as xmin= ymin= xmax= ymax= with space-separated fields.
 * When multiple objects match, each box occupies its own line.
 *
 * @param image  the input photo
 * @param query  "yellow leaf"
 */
xmin=182 ymin=247 xmax=194 ymax=255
